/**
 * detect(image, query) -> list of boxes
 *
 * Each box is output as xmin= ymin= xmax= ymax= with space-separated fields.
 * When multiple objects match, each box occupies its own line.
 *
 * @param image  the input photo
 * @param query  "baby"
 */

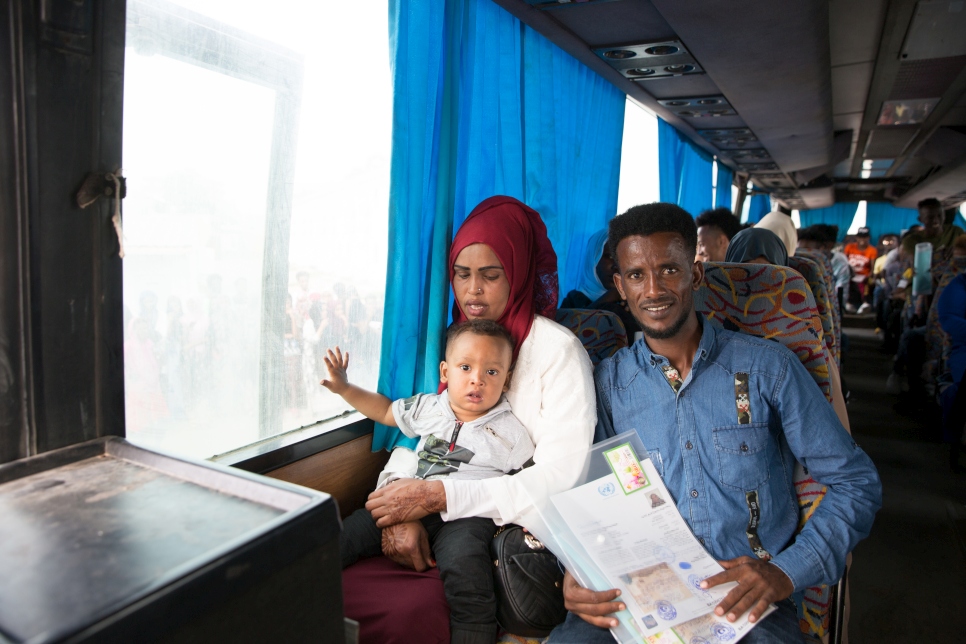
xmin=322 ymin=319 xmax=534 ymax=644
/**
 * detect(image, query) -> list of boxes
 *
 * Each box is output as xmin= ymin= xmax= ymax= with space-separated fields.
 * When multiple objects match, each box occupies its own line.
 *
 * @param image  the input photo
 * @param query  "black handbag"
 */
xmin=491 ymin=524 xmax=567 ymax=637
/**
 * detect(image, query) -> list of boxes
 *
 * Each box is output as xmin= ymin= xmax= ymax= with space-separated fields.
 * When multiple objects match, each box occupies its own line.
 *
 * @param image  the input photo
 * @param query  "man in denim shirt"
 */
xmin=549 ymin=204 xmax=882 ymax=643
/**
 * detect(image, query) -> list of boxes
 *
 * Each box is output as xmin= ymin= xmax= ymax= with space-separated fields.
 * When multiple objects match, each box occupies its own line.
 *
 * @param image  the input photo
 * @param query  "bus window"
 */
xmin=122 ymin=0 xmax=391 ymax=460
xmin=616 ymin=98 xmax=660 ymax=215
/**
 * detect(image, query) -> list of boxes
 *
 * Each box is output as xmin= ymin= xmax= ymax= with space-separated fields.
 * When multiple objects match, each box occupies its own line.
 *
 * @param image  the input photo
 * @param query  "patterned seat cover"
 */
xmin=795 ymin=248 xmax=841 ymax=365
xmin=789 ymin=255 xmax=838 ymax=368
xmin=696 ymin=262 xmax=834 ymax=638
xmin=554 ymin=309 xmax=628 ymax=367
xmin=925 ymin=256 xmax=966 ymax=384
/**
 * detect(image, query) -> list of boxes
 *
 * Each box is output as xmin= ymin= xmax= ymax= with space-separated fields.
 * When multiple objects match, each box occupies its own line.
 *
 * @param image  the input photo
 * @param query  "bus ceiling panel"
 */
xmin=832 ymin=62 xmax=876 ymax=116
xmin=895 ymin=151 xmax=966 ymax=208
xmin=490 ymin=0 xmax=725 ymax=161
xmin=914 ymin=127 xmax=966 ymax=167
xmin=534 ymin=0 xmax=676 ymax=48
xmin=864 ymin=128 xmax=918 ymax=158
xmin=798 ymin=185 xmax=836 ymax=210
xmin=631 ymin=74 xmax=722 ymax=100
xmin=941 ymin=107 xmax=966 ymax=126
xmin=649 ymin=0 xmax=834 ymax=174
xmin=829 ymin=0 xmax=888 ymax=67
xmin=899 ymin=0 xmax=966 ymax=60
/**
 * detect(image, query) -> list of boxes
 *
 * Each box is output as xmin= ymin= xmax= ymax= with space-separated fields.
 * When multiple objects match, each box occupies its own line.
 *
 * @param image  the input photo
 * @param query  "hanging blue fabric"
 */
xmin=799 ymin=203 xmax=860 ymax=242
xmin=520 ymin=24 xmax=625 ymax=301
xmin=658 ymin=118 xmax=713 ymax=216
xmin=375 ymin=0 xmax=625 ymax=451
xmin=746 ymin=194 xmax=771 ymax=224
xmin=715 ymin=162 xmax=734 ymax=210
xmin=865 ymin=202 xmax=920 ymax=240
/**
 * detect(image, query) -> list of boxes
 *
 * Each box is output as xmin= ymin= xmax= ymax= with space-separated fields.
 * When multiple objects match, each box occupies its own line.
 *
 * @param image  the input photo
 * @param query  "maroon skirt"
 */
xmin=342 ymin=556 xmax=450 ymax=643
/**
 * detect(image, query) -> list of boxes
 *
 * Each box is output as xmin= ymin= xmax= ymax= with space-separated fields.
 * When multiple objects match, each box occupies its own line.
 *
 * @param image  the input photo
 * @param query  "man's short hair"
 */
xmin=695 ymin=207 xmax=742 ymax=240
xmin=445 ymin=319 xmax=515 ymax=359
xmin=797 ymin=226 xmax=823 ymax=244
xmin=953 ymin=234 xmax=966 ymax=255
xmin=608 ymin=203 xmax=697 ymax=262
xmin=809 ymin=224 xmax=839 ymax=244
xmin=918 ymin=197 xmax=941 ymax=210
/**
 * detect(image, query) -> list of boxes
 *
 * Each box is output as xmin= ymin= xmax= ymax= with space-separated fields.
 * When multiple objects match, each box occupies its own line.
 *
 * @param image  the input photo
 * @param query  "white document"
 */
xmin=548 ymin=440 xmax=773 ymax=643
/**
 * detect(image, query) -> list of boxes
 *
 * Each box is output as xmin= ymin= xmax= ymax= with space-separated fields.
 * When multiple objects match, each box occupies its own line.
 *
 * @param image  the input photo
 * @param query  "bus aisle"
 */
xmin=844 ymin=316 xmax=966 ymax=642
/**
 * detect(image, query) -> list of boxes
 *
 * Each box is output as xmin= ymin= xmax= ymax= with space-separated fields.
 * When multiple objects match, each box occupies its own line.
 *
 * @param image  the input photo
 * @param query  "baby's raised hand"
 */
xmin=320 ymin=347 xmax=351 ymax=394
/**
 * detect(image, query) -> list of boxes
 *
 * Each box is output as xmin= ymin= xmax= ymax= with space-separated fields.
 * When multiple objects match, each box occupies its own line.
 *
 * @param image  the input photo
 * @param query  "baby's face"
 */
xmin=440 ymin=333 xmax=513 ymax=422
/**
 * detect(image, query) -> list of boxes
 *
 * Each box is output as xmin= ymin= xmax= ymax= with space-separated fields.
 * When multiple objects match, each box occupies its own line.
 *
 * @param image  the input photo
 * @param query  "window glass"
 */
xmin=617 ymin=99 xmax=660 ymax=215
xmin=122 ymin=0 xmax=391 ymax=459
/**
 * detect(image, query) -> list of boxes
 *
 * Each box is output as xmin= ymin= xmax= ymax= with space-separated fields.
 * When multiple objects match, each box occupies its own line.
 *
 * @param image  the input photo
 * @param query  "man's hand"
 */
xmin=366 ymin=479 xmax=446 ymax=527
xmin=562 ymin=570 xmax=626 ymax=629
xmin=381 ymin=521 xmax=435 ymax=572
xmin=700 ymin=556 xmax=794 ymax=623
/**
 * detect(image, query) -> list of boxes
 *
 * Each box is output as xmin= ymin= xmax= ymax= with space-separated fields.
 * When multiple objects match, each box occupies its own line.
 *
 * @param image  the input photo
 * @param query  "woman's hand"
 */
xmin=380 ymin=521 xmax=436 ymax=572
xmin=562 ymin=570 xmax=625 ymax=629
xmin=366 ymin=479 xmax=446 ymax=527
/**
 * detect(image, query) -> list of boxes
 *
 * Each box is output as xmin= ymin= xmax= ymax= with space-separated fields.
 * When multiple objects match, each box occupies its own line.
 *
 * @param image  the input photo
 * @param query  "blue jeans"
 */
xmin=547 ymin=599 xmax=806 ymax=644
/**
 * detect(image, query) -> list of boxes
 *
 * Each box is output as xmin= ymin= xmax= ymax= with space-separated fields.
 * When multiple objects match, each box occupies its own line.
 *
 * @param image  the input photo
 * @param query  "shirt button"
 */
xmin=685 ymin=441 xmax=693 ymax=450
xmin=699 ymin=537 xmax=705 ymax=545
xmin=690 ymin=489 xmax=699 ymax=498
xmin=740 ymin=443 xmax=749 ymax=452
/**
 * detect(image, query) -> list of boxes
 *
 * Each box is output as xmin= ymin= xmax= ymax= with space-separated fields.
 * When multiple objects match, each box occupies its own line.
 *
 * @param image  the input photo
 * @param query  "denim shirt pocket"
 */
xmin=713 ymin=422 xmax=771 ymax=490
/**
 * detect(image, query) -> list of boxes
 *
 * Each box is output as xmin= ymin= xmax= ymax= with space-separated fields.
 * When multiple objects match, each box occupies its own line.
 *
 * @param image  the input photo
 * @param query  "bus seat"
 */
xmin=924 ymin=256 xmax=966 ymax=385
xmin=696 ymin=263 xmax=830 ymax=399
xmin=554 ymin=308 xmax=628 ymax=366
xmin=789 ymin=255 xmax=839 ymax=368
xmin=695 ymin=262 xmax=837 ymax=640
xmin=795 ymin=248 xmax=842 ymax=364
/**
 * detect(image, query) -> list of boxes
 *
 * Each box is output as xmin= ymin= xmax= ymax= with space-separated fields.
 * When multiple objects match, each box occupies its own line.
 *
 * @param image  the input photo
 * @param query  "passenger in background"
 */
xmin=799 ymin=224 xmax=851 ymax=317
xmin=724 ymin=227 xmax=788 ymax=265
xmin=906 ymin=198 xmax=964 ymax=255
xmin=341 ymin=196 xmax=596 ymax=643
xmin=844 ymin=228 xmax=877 ymax=314
xmin=695 ymin=207 xmax=743 ymax=262
xmin=936 ymin=235 xmax=966 ymax=472
xmin=561 ymin=227 xmax=642 ymax=336
xmin=754 ymin=209 xmax=797 ymax=257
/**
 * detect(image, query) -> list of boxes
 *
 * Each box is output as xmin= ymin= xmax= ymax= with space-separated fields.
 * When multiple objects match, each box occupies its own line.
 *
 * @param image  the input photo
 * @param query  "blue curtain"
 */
xmin=375 ymin=0 xmax=625 ymax=451
xmin=799 ymin=203 xmax=859 ymax=242
xmin=659 ymin=119 xmax=714 ymax=216
xmin=715 ymin=163 xmax=734 ymax=210
xmin=864 ymin=202 xmax=920 ymax=240
xmin=746 ymin=194 xmax=770 ymax=224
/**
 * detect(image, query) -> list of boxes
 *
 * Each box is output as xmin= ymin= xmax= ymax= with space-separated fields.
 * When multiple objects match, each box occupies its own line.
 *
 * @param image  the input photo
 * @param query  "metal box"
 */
xmin=0 ymin=437 xmax=343 ymax=643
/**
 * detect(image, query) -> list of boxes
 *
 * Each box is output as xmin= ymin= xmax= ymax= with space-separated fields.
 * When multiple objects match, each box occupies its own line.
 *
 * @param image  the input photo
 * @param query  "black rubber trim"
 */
xmin=221 ymin=416 xmax=375 ymax=475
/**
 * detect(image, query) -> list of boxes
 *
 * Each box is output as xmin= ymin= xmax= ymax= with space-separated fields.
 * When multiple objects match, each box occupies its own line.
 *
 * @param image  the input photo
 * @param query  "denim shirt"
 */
xmin=594 ymin=320 xmax=882 ymax=592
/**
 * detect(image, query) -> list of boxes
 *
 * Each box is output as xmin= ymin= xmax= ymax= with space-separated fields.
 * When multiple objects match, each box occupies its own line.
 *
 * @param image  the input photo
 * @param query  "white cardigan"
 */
xmin=377 ymin=315 xmax=596 ymax=530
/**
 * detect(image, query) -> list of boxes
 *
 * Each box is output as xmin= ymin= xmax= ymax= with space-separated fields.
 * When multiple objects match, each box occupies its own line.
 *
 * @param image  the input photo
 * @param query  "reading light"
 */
xmin=603 ymin=49 xmax=636 ymax=60
xmin=644 ymin=45 xmax=679 ymax=56
xmin=626 ymin=68 xmax=656 ymax=77
xmin=665 ymin=64 xmax=695 ymax=74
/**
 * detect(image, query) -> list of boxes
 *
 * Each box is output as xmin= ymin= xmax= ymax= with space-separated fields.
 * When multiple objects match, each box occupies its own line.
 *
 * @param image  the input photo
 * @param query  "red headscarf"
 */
xmin=449 ymin=196 xmax=558 ymax=359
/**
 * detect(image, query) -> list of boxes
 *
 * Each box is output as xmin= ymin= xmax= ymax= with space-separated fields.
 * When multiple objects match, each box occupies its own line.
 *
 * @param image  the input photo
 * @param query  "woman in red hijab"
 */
xmin=345 ymin=196 xmax=596 ymax=642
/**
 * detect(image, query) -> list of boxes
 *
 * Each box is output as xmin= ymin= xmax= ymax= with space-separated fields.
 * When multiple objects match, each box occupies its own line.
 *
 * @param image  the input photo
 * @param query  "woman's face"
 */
xmin=452 ymin=243 xmax=511 ymax=321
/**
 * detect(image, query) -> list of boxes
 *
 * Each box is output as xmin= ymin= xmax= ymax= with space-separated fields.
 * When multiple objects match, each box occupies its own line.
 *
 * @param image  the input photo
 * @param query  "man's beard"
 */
xmin=638 ymin=302 xmax=693 ymax=341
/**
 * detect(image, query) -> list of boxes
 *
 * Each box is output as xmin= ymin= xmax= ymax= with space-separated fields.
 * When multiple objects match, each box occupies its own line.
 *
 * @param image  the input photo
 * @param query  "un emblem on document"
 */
xmin=598 ymin=482 xmax=616 ymax=497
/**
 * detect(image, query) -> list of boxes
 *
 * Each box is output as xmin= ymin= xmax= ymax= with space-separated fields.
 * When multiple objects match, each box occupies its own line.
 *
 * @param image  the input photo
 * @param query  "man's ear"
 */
xmin=691 ymin=257 xmax=705 ymax=291
xmin=614 ymin=271 xmax=627 ymax=301
xmin=439 ymin=361 xmax=448 ymax=384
